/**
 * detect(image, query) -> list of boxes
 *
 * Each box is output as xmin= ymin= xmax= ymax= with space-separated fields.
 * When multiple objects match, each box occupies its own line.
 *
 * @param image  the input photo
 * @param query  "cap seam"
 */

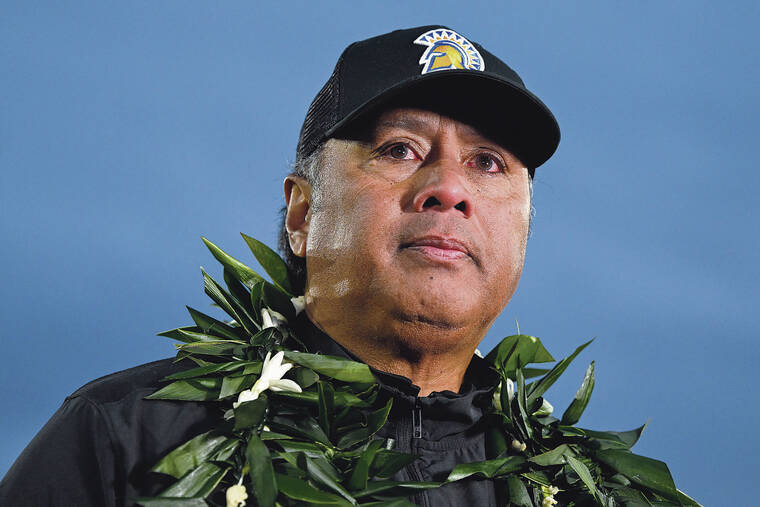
xmin=335 ymin=43 xmax=354 ymax=126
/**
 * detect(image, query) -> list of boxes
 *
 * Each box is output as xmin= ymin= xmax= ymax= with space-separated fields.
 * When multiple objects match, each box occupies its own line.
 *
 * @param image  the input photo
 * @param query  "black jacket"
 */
xmin=1 ymin=324 xmax=501 ymax=506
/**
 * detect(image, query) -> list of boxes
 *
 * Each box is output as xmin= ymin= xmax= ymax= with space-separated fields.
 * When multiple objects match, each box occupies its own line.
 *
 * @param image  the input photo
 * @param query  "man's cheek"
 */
xmin=308 ymin=208 xmax=352 ymax=254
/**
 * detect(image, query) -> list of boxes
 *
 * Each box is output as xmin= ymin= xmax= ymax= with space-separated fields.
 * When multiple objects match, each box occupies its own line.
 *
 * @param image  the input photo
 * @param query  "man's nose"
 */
xmin=410 ymin=160 xmax=473 ymax=218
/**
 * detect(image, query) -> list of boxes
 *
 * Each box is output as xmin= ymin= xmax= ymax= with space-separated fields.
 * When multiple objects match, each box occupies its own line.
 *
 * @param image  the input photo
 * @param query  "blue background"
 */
xmin=2 ymin=2 xmax=758 ymax=505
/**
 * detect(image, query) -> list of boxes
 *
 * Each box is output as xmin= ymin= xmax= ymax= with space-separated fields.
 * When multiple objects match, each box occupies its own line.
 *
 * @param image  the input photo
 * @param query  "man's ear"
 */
xmin=283 ymin=175 xmax=312 ymax=258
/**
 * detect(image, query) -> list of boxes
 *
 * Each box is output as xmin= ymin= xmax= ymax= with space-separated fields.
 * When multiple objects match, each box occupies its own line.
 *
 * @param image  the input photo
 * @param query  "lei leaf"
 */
xmin=246 ymin=433 xmax=277 ymax=507
xmin=560 ymin=360 xmax=595 ymax=425
xmin=241 ymin=233 xmax=294 ymax=295
xmin=284 ymin=351 xmax=375 ymax=383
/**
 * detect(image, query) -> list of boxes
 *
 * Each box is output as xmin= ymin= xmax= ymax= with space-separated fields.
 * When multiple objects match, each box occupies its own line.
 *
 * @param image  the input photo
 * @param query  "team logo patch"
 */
xmin=414 ymin=28 xmax=485 ymax=74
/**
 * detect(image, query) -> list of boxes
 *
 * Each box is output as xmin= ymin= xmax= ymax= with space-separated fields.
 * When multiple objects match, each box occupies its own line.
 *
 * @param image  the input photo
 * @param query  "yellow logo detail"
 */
xmin=429 ymin=44 xmax=465 ymax=71
xmin=414 ymin=29 xmax=484 ymax=74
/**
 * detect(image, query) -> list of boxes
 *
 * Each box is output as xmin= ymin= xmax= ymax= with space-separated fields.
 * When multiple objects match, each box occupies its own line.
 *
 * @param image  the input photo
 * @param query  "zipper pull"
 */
xmin=412 ymin=399 xmax=422 ymax=439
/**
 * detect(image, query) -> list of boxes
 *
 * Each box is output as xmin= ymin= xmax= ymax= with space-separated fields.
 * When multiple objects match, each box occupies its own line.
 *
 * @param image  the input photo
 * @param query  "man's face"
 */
xmin=294 ymin=107 xmax=531 ymax=355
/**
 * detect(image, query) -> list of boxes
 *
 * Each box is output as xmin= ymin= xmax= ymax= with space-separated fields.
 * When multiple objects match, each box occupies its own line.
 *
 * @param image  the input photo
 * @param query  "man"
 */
xmin=0 ymin=26 xmax=559 ymax=505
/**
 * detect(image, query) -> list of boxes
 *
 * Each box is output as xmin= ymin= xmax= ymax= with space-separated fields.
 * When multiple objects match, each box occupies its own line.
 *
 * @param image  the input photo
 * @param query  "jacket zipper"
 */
xmin=412 ymin=398 xmax=423 ymax=439
xmin=408 ymin=397 xmax=428 ymax=506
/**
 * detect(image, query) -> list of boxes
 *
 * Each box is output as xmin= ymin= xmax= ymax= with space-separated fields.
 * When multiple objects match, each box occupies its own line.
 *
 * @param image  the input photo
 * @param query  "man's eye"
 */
xmin=471 ymin=153 xmax=503 ymax=173
xmin=383 ymin=143 xmax=415 ymax=160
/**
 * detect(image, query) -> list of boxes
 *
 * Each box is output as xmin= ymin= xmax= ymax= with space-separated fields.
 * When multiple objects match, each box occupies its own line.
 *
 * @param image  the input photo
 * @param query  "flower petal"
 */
xmin=533 ymin=398 xmax=554 ymax=417
xmin=260 ymin=350 xmax=279 ymax=378
xmin=268 ymin=379 xmax=302 ymax=393
xmin=260 ymin=351 xmax=273 ymax=372
xmin=291 ymin=295 xmax=306 ymax=315
xmin=276 ymin=361 xmax=294 ymax=377
xmin=261 ymin=308 xmax=287 ymax=329
xmin=269 ymin=350 xmax=285 ymax=368
xmin=505 ymin=379 xmax=515 ymax=402
xmin=233 ymin=388 xmax=260 ymax=408
xmin=261 ymin=308 xmax=276 ymax=329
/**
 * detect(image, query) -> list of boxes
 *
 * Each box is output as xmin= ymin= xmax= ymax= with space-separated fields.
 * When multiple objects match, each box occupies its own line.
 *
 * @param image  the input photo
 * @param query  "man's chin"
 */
xmin=383 ymin=308 xmax=484 ymax=355
xmin=390 ymin=309 xmax=459 ymax=331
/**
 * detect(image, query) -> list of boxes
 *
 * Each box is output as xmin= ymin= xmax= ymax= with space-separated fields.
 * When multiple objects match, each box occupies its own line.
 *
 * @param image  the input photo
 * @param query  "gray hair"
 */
xmin=278 ymin=145 xmax=326 ymax=294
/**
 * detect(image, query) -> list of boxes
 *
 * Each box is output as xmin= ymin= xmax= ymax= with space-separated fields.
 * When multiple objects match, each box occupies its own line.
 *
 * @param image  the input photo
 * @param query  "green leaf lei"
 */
xmin=137 ymin=235 xmax=701 ymax=507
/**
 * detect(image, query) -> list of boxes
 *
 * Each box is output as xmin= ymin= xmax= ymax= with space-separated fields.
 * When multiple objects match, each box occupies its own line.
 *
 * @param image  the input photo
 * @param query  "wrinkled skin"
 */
xmin=284 ymin=108 xmax=531 ymax=394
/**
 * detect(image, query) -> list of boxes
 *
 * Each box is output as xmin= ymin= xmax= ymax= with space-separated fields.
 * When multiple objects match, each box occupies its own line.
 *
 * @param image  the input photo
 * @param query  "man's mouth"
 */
xmin=401 ymin=236 xmax=471 ymax=262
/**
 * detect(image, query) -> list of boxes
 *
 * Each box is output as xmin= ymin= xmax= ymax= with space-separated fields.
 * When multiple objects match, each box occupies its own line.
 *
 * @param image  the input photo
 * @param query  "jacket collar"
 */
xmin=292 ymin=315 xmax=500 ymax=439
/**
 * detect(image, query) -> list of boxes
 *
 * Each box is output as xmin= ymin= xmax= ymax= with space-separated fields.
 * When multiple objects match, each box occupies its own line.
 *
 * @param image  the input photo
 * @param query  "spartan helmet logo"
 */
xmin=414 ymin=28 xmax=485 ymax=74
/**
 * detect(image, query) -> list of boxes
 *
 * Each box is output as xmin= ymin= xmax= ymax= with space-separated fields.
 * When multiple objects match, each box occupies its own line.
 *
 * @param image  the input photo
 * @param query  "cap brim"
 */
xmin=327 ymin=70 xmax=560 ymax=170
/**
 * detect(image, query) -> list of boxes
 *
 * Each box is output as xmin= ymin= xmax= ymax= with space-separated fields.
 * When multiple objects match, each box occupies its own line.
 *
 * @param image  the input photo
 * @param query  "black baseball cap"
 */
xmin=296 ymin=25 xmax=560 ymax=172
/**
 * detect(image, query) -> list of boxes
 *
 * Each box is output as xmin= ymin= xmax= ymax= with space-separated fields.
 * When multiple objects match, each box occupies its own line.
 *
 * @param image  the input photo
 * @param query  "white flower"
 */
xmin=542 ymin=497 xmax=557 ymax=507
xmin=505 ymin=378 xmax=515 ymax=402
xmin=226 ymin=484 xmax=248 ymax=507
xmin=261 ymin=308 xmax=275 ymax=329
xmin=511 ymin=439 xmax=527 ymax=452
xmin=290 ymin=295 xmax=306 ymax=315
xmin=541 ymin=485 xmax=559 ymax=507
xmin=233 ymin=351 xmax=302 ymax=408
xmin=533 ymin=398 xmax=554 ymax=417
xmin=261 ymin=308 xmax=287 ymax=330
